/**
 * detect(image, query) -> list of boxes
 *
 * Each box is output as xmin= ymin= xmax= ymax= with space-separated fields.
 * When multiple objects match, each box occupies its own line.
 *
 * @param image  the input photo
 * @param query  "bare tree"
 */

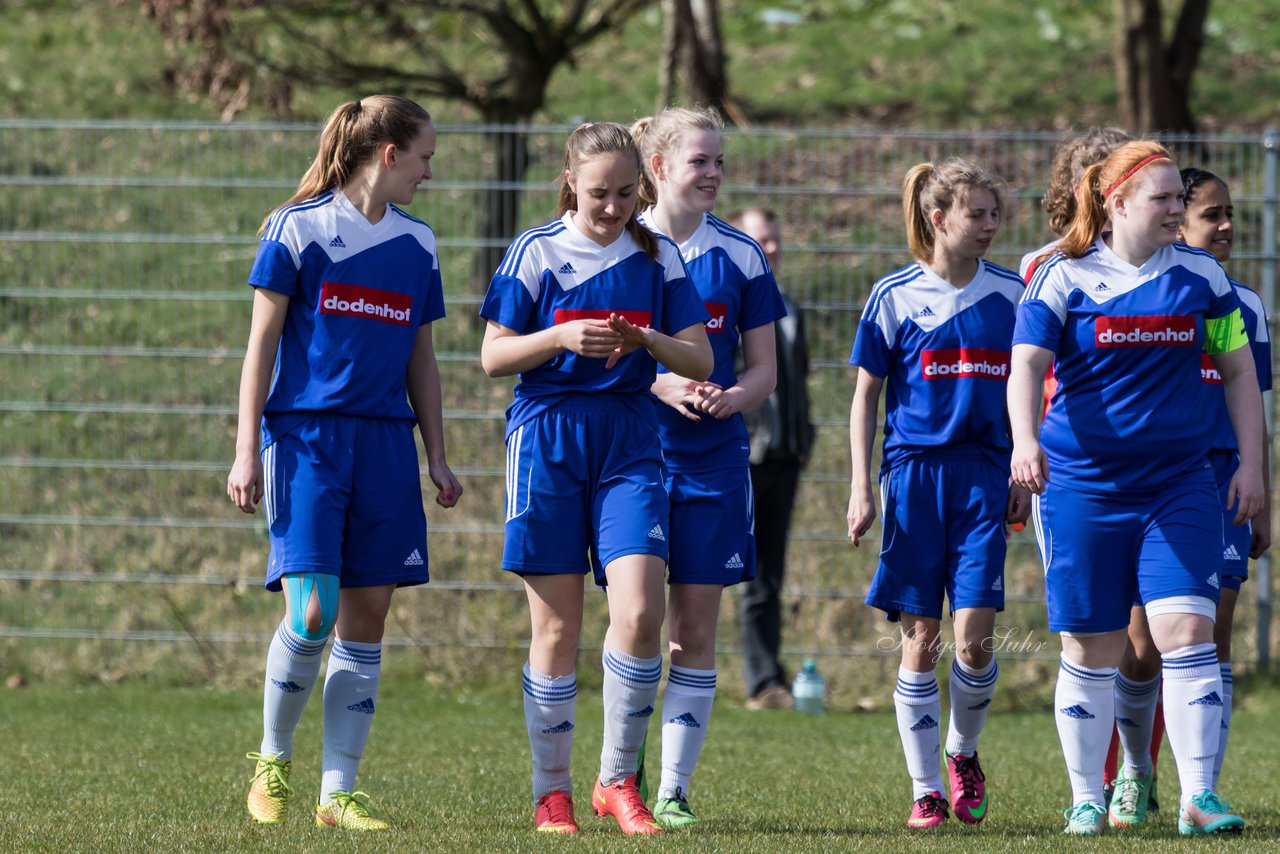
xmin=658 ymin=0 xmax=737 ymax=121
xmin=1113 ymin=0 xmax=1210 ymax=133
xmin=142 ymin=0 xmax=656 ymax=279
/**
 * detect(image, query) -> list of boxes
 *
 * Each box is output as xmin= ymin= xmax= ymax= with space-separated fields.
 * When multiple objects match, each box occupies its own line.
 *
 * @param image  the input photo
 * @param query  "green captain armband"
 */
xmin=1204 ymin=308 xmax=1248 ymax=355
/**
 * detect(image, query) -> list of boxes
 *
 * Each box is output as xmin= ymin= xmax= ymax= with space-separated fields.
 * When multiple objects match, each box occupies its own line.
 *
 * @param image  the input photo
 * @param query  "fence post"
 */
xmin=1260 ymin=125 xmax=1278 ymax=670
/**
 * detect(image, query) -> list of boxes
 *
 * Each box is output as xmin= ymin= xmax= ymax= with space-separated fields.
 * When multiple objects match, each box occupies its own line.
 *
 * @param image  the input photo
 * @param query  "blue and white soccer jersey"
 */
xmin=480 ymin=213 xmax=709 ymax=579
xmin=850 ymin=260 xmax=1023 ymax=620
xmin=249 ymin=191 xmax=447 ymax=589
xmin=639 ymin=213 xmax=786 ymax=585
xmin=1202 ymin=279 xmax=1272 ymax=587
xmin=1016 ymin=239 xmax=1247 ymax=630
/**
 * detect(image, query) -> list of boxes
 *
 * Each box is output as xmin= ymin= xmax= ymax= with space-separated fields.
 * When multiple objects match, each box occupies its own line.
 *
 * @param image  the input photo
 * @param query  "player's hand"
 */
xmin=652 ymin=373 xmax=705 ymax=421
xmin=694 ymin=383 xmax=737 ymax=419
xmin=557 ymin=319 xmax=624 ymax=359
xmin=1010 ymin=440 xmax=1049 ymax=495
xmin=847 ymin=486 xmax=876 ymax=547
xmin=227 ymin=452 xmax=263 ymax=514
xmin=429 ymin=461 xmax=463 ymax=509
xmin=1006 ymin=482 xmax=1032 ymax=525
xmin=604 ymin=313 xmax=655 ymax=368
xmin=1227 ymin=464 xmax=1265 ymax=526
xmin=1250 ymin=510 xmax=1271 ymax=559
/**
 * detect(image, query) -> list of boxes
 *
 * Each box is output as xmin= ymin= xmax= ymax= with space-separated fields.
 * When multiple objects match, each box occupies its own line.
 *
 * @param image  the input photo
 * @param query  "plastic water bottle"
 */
xmin=792 ymin=659 xmax=826 ymax=715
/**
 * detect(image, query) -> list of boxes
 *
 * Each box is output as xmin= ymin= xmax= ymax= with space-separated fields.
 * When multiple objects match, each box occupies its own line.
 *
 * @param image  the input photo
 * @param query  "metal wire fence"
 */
xmin=1 ymin=120 xmax=1276 ymax=696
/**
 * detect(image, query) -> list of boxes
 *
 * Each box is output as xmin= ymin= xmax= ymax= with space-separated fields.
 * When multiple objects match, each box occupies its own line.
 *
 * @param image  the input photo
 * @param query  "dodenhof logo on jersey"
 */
xmin=703 ymin=302 xmax=728 ymax=333
xmin=553 ymin=308 xmax=654 ymax=328
xmin=320 ymin=282 xmax=413 ymax=326
xmin=1201 ymin=353 xmax=1223 ymax=384
xmin=920 ymin=348 xmax=1010 ymax=381
xmin=1095 ymin=314 xmax=1196 ymax=347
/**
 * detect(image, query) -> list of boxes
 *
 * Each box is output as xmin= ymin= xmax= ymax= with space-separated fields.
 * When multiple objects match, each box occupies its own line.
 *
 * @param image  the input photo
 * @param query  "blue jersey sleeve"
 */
xmin=849 ymin=318 xmax=890 ymax=378
xmin=1013 ymin=301 xmax=1064 ymax=350
xmin=247 ymin=239 xmax=301 ymax=295
xmin=421 ymin=263 xmax=447 ymax=326
xmin=739 ymin=269 xmax=787 ymax=332
xmin=480 ymin=272 xmax=538 ymax=333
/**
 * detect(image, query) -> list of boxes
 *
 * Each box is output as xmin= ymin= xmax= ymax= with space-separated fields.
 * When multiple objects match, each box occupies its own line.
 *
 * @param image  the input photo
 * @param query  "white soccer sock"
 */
xmin=658 ymin=665 xmax=717 ymax=800
xmin=260 ymin=620 xmax=327 ymax=758
xmin=893 ymin=666 xmax=945 ymax=800
xmin=945 ymin=657 xmax=998 ymax=757
xmin=1213 ymin=662 xmax=1232 ymax=790
xmin=523 ymin=662 xmax=576 ymax=802
xmin=320 ymin=638 xmax=382 ymax=803
xmin=1161 ymin=644 xmax=1222 ymax=804
xmin=1114 ymin=673 xmax=1160 ymax=777
xmin=599 ymin=645 xmax=662 ymax=786
xmin=1055 ymin=656 xmax=1116 ymax=807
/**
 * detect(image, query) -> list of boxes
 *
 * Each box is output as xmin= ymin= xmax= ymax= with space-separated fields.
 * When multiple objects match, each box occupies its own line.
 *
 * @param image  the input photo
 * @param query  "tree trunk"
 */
xmin=473 ymin=125 xmax=533 ymax=288
xmin=1114 ymin=0 xmax=1207 ymax=133
xmin=658 ymin=0 xmax=729 ymax=117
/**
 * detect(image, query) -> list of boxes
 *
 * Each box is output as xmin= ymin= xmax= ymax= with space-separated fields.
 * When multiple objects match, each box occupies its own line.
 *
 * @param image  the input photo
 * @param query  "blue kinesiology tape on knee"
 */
xmin=285 ymin=573 xmax=338 ymax=640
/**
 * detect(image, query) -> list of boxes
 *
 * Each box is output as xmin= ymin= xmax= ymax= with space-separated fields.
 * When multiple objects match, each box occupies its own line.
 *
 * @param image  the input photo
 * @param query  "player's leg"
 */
xmin=1109 ymin=607 xmax=1161 ymax=827
xmin=946 ymin=607 xmax=996 ymax=824
xmin=895 ymin=613 xmax=948 ymax=829
xmin=1212 ymin=583 xmax=1239 ymax=791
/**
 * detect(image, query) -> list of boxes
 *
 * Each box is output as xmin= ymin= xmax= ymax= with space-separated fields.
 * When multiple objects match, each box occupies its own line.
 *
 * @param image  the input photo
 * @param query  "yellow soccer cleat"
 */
xmin=315 ymin=791 xmax=390 ymax=831
xmin=246 ymin=751 xmax=292 ymax=824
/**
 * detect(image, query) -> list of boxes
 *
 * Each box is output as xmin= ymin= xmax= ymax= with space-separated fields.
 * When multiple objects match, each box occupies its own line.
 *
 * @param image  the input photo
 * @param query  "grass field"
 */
xmin=3 ymin=675 xmax=1280 ymax=852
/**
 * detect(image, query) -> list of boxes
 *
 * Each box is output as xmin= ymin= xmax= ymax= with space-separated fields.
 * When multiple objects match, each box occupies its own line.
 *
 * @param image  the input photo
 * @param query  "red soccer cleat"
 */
xmin=592 ymin=773 xmax=663 ymax=835
xmin=535 ymin=790 xmax=579 ymax=834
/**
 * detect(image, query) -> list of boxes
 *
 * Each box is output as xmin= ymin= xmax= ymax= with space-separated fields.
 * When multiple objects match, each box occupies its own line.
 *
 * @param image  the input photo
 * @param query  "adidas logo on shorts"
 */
xmin=557 ymin=262 xmax=577 ymax=275
xmin=1223 ymin=545 xmax=1242 ymax=561
xmin=329 ymin=235 xmax=346 ymax=248
xmin=404 ymin=549 xmax=424 ymax=566
xmin=1059 ymin=704 xmax=1094 ymax=719
xmin=1207 ymin=572 xmax=1220 ymax=589
xmin=648 ymin=525 xmax=665 ymax=542
xmin=347 ymin=698 xmax=376 ymax=714
xmin=668 ymin=712 xmax=701 ymax=728
xmin=724 ymin=552 xmax=744 ymax=569
xmin=991 ymin=577 xmax=1003 ymax=592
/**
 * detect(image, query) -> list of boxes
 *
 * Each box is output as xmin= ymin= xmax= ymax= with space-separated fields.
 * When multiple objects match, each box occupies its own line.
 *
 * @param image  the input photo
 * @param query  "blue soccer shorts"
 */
xmin=262 ymin=414 xmax=428 ymax=591
xmin=502 ymin=403 xmax=669 ymax=583
xmin=1210 ymin=450 xmax=1251 ymax=589
xmin=666 ymin=465 xmax=755 ymax=586
xmin=1034 ymin=466 xmax=1223 ymax=633
xmin=865 ymin=455 xmax=1008 ymax=622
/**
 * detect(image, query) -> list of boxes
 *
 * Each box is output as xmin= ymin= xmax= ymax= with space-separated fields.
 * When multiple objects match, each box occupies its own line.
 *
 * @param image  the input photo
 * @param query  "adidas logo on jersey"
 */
xmin=1223 ymin=545 xmax=1242 ymax=561
xmin=648 ymin=525 xmax=665 ymax=542
xmin=913 ymin=306 xmax=936 ymax=319
xmin=1207 ymin=572 xmax=1220 ymax=589
xmin=1059 ymin=704 xmax=1095 ymax=719
xmin=1093 ymin=282 xmax=1111 ymax=293
xmin=541 ymin=719 xmax=574 ymax=734
xmin=271 ymin=679 xmax=305 ymax=694
xmin=347 ymin=698 xmax=376 ymax=714
xmin=668 ymin=712 xmax=702 ymax=728
xmin=404 ymin=549 xmax=424 ymax=566
xmin=557 ymin=262 xmax=577 ymax=275
xmin=910 ymin=714 xmax=939 ymax=731
xmin=329 ymin=235 xmax=346 ymax=248
xmin=627 ymin=704 xmax=655 ymax=718
xmin=990 ymin=577 xmax=1003 ymax=592
xmin=724 ymin=552 xmax=744 ymax=569
xmin=1189 ymin=691 xmax=1223 ymax=707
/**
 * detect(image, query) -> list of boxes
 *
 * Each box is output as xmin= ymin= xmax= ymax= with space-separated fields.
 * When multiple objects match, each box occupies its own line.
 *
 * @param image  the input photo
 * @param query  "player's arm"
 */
xmin=610 ymin=316 xmax=713 ymax=380
xmin=480 ymin=318 xmax=624 ymax=378
xmin=847 ymin=367 xmax=884 ymax=546
xmin=407 ymin=323 xmax=461 ymax=508
xmin=694 ymin=323 xmax=777 ymax=419
xmin=1210 ymin=343 xmax=1266 ymax=524
xmin=228 ymin=288 xmax=289 ymax=513
xmin=1008 ymin=343 xmax=1053 ymax=495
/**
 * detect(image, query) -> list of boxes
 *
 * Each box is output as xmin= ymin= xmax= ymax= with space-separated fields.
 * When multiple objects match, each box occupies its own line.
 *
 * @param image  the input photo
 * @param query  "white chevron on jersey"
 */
xmin=864 ymin=260 xmax=1023 ymax=345
xmin=499 ymin=212 xmax=685 ymax=302
xmin=264 ymin=191 xmax=439 ymax=273
xmin=640 ymin=212 xmax=771 ymax=281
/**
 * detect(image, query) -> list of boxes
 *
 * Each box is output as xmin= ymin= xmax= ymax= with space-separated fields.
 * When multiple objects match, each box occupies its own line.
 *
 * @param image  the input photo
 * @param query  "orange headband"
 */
xmin=1103 ymin=153 xmax=1172 ymax=199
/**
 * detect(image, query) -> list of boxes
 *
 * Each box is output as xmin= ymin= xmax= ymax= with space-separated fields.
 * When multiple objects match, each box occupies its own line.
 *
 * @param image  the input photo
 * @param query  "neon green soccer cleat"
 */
xmin=245 ymin=751 xmax=292 ymax=824
xmin=1062 ymin=801 xmax=1106 ymax=836
xmin=654 ymin=789 xmax=701 ymax=829
xmin=1107 ymin=769 xmax=1151 ymax=828
xmin=1178 ymin=790 xmax=1244 ymax=836
xmin=315 ymin=791 xmax=390 ymax=831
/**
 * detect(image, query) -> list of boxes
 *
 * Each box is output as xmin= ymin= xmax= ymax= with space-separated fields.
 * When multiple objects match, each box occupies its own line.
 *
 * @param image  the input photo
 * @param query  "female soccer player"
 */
xmin=848 ymin=159 xmax=1029 ymax=829
xmin=1011 ymin=141 xmax=1264 ymax=837
xmin=630 ymin=106 xmax=785 ymax=828
xmin=228 ymin=95 xmax=462 ymax=831
xmin=479 ymin=122 xmax=712 ymax=836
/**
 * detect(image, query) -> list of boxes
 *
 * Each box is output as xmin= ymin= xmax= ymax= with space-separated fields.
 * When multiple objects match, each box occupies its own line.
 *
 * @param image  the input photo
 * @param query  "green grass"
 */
xmin=2 ymin=676 xmax=1280 ymax=852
